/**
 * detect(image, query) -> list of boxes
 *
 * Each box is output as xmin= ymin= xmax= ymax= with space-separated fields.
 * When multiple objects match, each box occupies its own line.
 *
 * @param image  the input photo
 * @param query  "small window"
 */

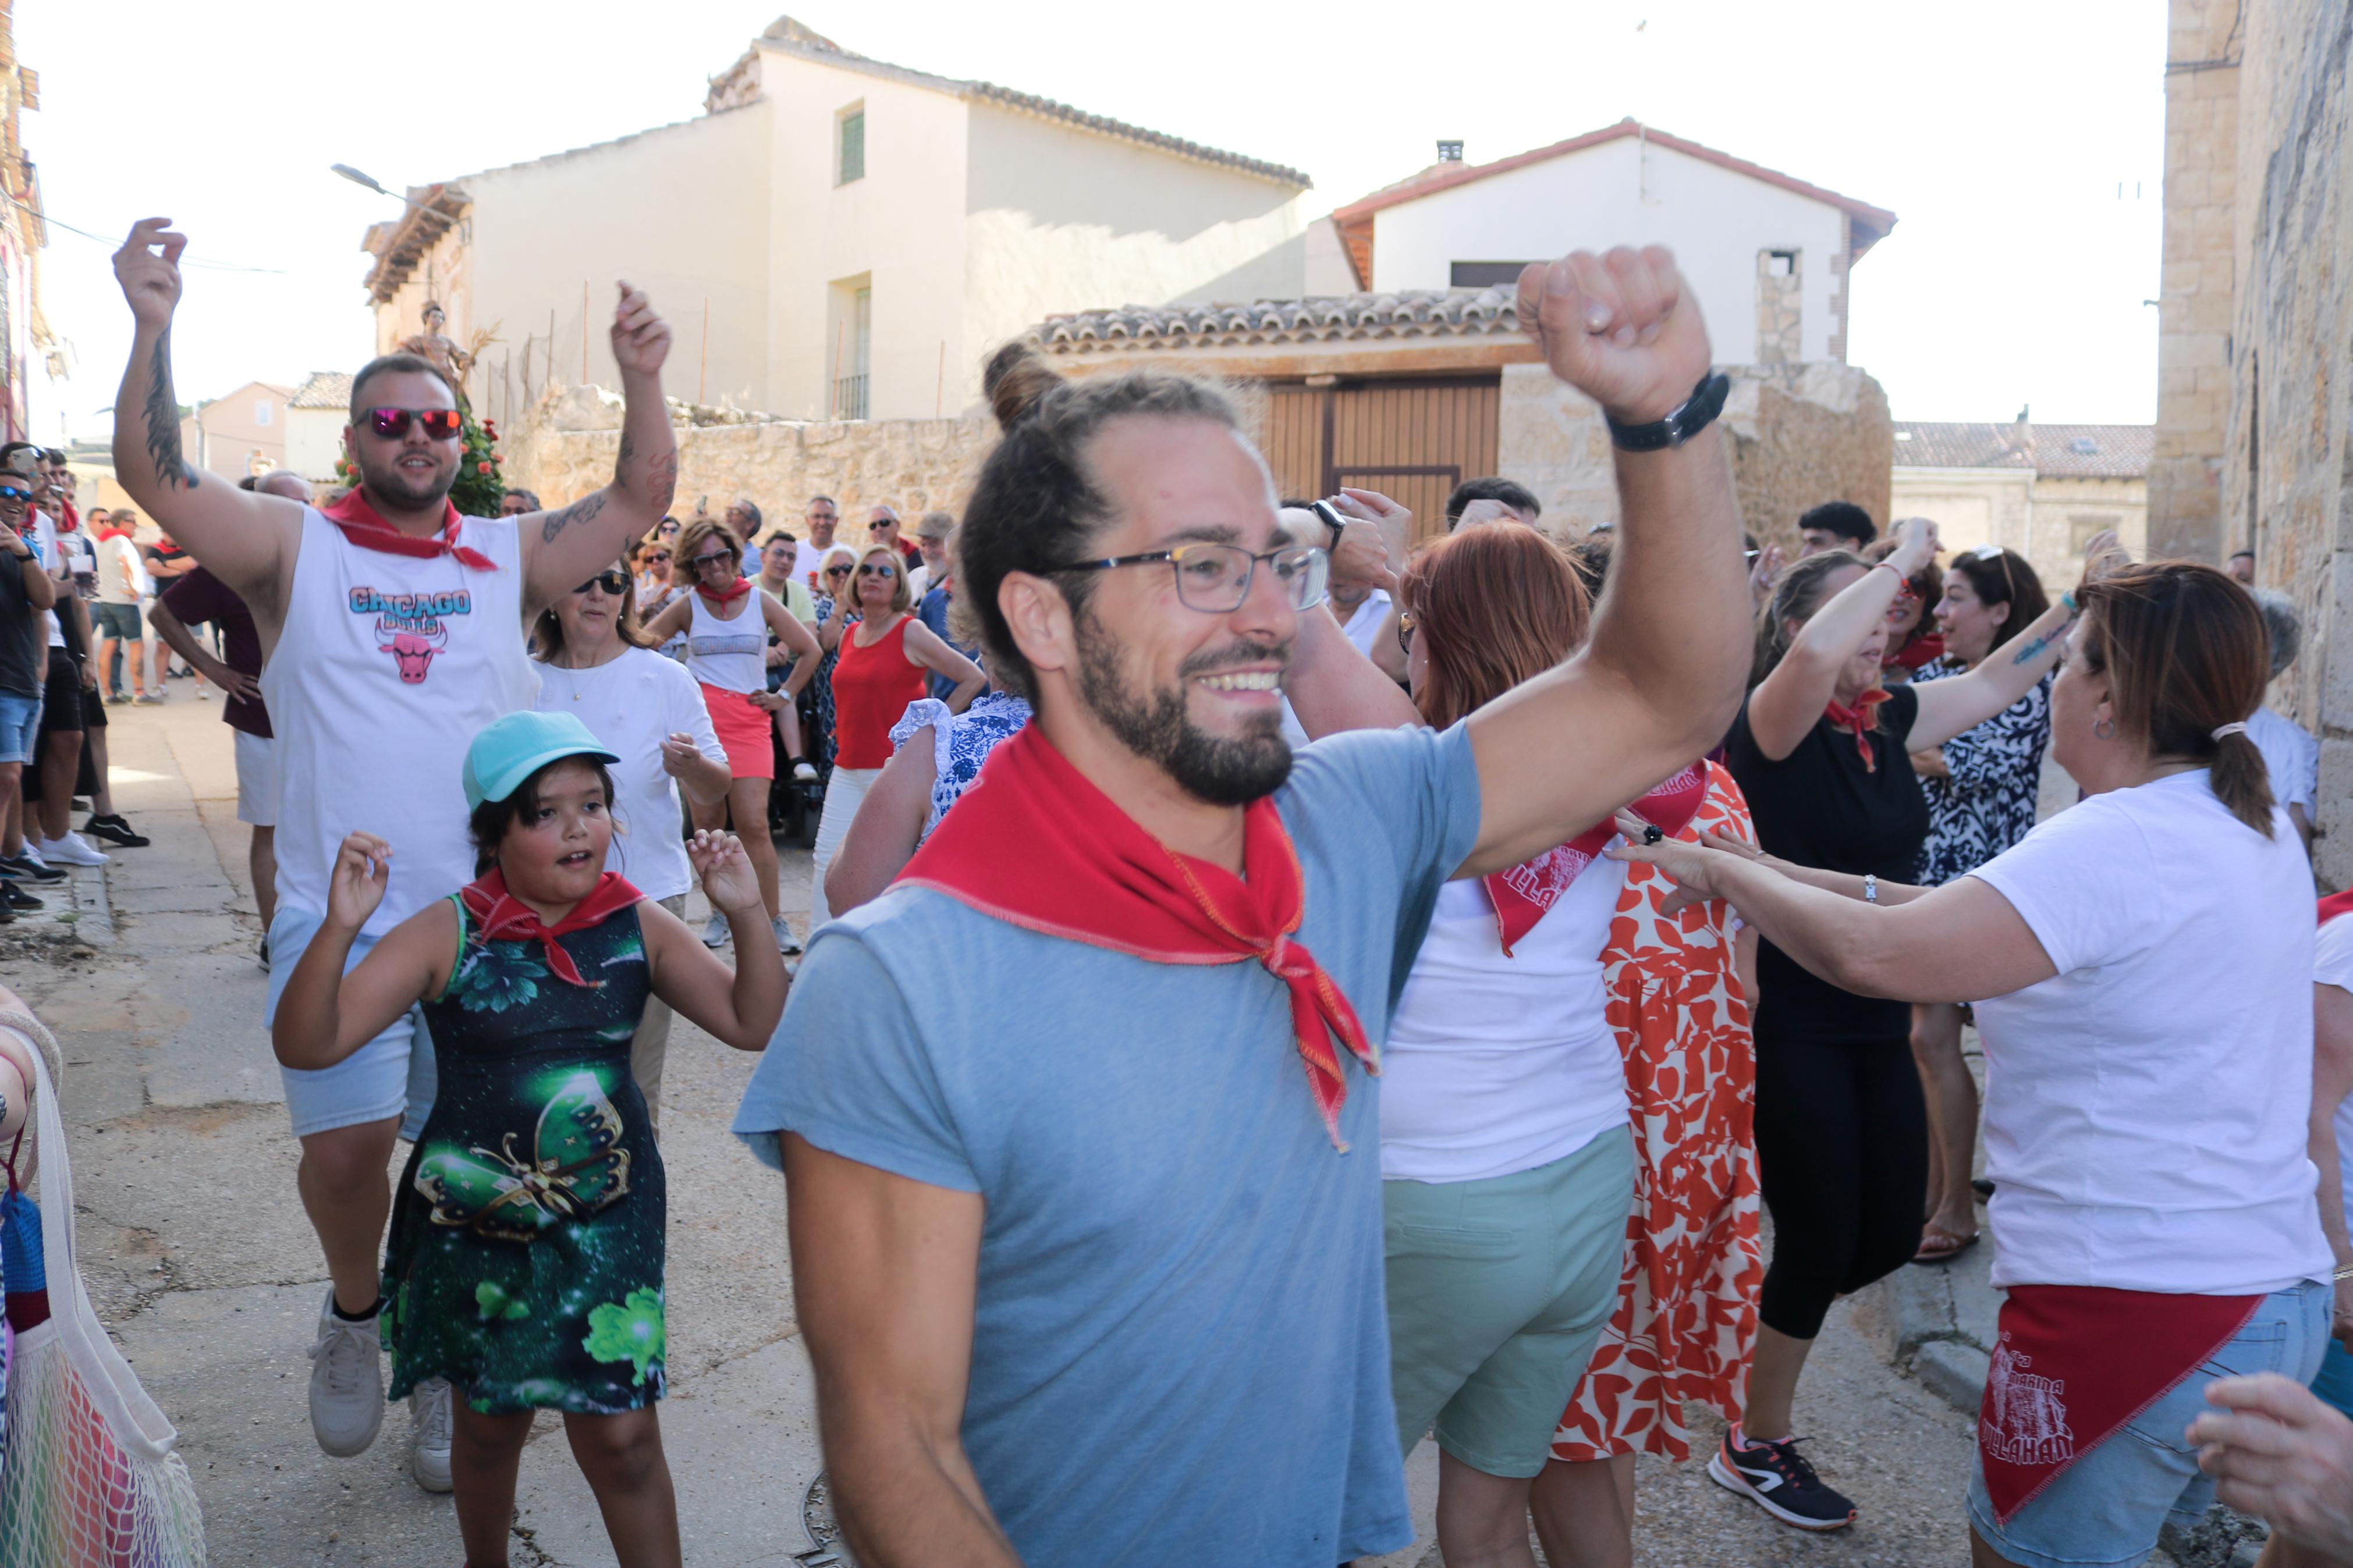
xmin=838 ymin=109 xmax=865 ymax=184
xmin=254 ymin=400 xmax=273 ymax=426
xmin=2070 ymin=436 xmax=2099 ymax=454
xmin=1450 ymin=261 xmax=1538 ymax=289
xmin=1766 ymin=251 xmax=1797 ymax=277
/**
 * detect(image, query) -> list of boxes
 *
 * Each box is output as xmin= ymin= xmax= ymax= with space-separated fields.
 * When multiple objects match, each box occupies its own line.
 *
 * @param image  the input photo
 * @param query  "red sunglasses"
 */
xmin=364 ymin=407 xmax=464 ymax=440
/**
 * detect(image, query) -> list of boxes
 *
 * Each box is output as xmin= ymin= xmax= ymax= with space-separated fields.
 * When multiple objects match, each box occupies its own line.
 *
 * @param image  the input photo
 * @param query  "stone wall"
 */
xmin=2148 ymin=0 xmax=2243 ymax=561
xmin=1754 ymin=250 xmax=1802 ymax=366
xmin=1497 ymin=362 xmax=1892 ymax=550
xmin=500 ymin=384 xmax=996 ymax=529
xmin=2218 ymin=0 xmax=2353 ymax=886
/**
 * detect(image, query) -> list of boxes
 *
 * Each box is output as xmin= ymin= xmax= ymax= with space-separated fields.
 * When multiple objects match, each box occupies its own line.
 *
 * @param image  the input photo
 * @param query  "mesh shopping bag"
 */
xmin=0 ymin=1009 xmax=204 ymax=1567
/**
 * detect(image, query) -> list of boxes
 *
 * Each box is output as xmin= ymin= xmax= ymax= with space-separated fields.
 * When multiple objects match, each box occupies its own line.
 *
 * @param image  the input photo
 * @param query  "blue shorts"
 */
xmin=0 ymin=691 xmax=37 ymax=766
xmin=2311 ymin=1336 xmax=2353 ymax=1420
xmin=91 ymin=602 xmax=142 ymax=642
xmin=1968 ymin=1279 xmax=2331 ymax=1568
xmin=265 ymin=904 xmax=437 ymax=1142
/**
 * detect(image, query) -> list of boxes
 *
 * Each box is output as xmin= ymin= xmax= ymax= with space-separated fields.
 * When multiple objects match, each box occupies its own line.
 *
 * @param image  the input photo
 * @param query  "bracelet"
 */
xmin=1869 ymin=561 xmax=1905 ymax=582
xmin=1863 ymin=874 xmax=1879 ymax=905
xmin=2336 ymin=1264 xmax=2353 ymax=1281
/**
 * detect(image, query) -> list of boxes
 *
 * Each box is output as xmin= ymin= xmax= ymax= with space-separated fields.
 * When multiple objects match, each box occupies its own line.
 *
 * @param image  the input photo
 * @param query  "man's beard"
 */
xmin=357 ymin=449 xmax=456 ymax=512
xmin=1073 ymin=609 xmax=1293 ymax=806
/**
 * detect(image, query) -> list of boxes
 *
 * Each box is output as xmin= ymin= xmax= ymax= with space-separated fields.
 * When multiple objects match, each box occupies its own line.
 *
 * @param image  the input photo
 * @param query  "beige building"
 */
xmin=179 ymin=380 xmax=292 ymax=478
xmin=1890 ymin=418 xmax=2150 ymax=591
xmin=284 ymin=371 xmax=353 ymax=484
xmin=361 ymin=16 xmax=1317 ymax=428
xmin=2151 ymin=0 xmax=2352 ymax=883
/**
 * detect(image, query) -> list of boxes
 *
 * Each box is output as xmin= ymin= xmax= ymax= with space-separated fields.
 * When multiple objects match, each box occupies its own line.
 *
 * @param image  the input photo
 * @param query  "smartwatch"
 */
xmin=1308 ymin=499 xmax=1348 ymax=552
xmin=1605 ymin=371 xmax=1731 ymax=453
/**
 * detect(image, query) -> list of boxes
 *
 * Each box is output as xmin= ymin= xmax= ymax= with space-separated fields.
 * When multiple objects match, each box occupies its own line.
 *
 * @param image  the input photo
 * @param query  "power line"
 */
xmin=0 ymin=191 xmax=288 ymax=275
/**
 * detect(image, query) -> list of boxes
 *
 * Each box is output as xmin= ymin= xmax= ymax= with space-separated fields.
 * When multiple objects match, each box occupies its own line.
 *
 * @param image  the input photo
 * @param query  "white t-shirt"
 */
xmin=2316 ymin=914 xmax=2353 ymax=1243
xmin=1380 ymin=854 xmax=1631 ymax=1182
xmin=534 ymin=648 xmax=726 ymax=902
xmin=2248 ymin=705 xmax=2318 ymax=814
xmin=95 ymin=535 xmax=144 ymax=606
xmin=791 ymin=539 xmax=839 ymax=589
xmin=1339 ymin=589 xmax=1393 ymax=659
xmin=27 ymin=516 xmax=61 ymax=647
xmin=1970 ymin=768 xmax=2330 ymax=1295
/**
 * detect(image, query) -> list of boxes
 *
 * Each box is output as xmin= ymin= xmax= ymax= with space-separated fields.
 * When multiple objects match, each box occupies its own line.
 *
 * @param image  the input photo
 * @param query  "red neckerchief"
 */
xmin=95 ymin=525 xmax=131 ymax=543
xmin=696 ymin=577 xmax=750 ymax=609
xmin=1979 ymin=1285 xmax=2259 ymax=1523
xmin=56 ymin=501 xmax=77 ymax=535
xmin=2321 ymin=893 xmax=2353 ymax=927
xmin=457 ymin=868 xmax=643 ymax=987
xmin=1889 ymin=632 xmax=1946 ymax=673
xmin=321 ymin=488 xmax=496 ymax=571
xmin=1823 ymin=688 xmax=1893 ymax=771
xmin=1483 ymin=762 xmax=1710 ymax=955
xmin=897 ymin=722 xmax=1376 ymax=1150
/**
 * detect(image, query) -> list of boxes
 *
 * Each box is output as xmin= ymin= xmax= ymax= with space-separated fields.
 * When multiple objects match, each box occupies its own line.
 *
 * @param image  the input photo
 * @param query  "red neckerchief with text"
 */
xmin=321 ymin=488 xmax=496 ymax=571
xmin=1823 ymin=688 xmax=1893 ymax=771
xmin=896 ymin=722 xmax=1376 ymax=1150
xmin=696 ymin=577 xmax=750 ymax=609
xmin=1979 ymin=1285 xmax=2259 ymax=1524
xmin=457 ymin=869 xmax=643 ymax=987
xmin=1483 ymin=762 xmax=1710 ymax=956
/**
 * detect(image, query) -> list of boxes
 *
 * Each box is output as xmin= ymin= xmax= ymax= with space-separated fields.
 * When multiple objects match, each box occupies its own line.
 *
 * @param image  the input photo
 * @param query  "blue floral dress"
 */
xmin=382 ymin=899 xmax=665 ymax=1415
xmin=1912 ymin=657 xmax=2054 ymax=886
xmin=888 ymin=691 xmax=1032 ymax=839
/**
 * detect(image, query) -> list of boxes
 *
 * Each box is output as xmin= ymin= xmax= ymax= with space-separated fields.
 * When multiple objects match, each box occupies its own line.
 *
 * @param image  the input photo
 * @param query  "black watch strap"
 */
xmin=1605 ymin=371 xmax=1731 ymax=453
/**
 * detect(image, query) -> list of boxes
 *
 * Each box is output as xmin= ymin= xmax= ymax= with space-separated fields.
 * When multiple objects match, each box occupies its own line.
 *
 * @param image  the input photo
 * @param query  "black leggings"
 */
xmin=1754 ymin=1032 xmax=1928 ymax=1341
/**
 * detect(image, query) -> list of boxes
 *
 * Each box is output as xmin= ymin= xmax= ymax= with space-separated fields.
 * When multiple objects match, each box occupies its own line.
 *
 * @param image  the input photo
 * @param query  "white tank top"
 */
xmin=262 ymin=509 xmax=540 ymax=939
xmin=684 ymin=589 xmax=766 ymax=695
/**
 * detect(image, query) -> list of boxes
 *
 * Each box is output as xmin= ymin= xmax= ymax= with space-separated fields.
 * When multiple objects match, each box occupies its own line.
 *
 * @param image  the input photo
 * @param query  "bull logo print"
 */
xmin=378 ymin=614 xmax=450 ymax=684
xmin=1982 ymin=1332 xmax=2074 ymax=1467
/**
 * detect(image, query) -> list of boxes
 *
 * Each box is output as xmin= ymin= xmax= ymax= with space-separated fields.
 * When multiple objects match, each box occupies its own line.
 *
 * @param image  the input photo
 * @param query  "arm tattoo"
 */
xmin=645 ymin=447 xmax=678 ymax=517
xmin=144 ymin=334 xmax=198 ymax=492
xmin=2010 ymin=628 xmax=2061 ymax=666
xmin=540 ymin=490 xmax=609 ymax=545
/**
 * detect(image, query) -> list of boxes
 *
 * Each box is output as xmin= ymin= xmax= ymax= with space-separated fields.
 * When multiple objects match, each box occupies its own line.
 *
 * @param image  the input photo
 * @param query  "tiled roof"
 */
xmin=1032 ymin=288 xmax=1522 ymax=354
xmin=289 ymin=371 xmax=353 ymax=411
xmin=1333 ymin=120 xmax=1894 ymax=251
xmin=1893 ymin=421 xmax=2153 ymax=479
xmin=731 ymin=16 xmax=1309 ymax=189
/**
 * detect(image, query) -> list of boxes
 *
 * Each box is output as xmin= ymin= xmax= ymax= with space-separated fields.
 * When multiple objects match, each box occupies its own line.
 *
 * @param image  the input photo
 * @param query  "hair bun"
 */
xmin=984 ymin=342 xmax=1064 ymax=432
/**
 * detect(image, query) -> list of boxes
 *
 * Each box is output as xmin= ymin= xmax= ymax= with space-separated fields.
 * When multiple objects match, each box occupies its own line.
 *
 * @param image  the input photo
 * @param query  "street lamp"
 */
xmin=331 ymin=164 xmax=444 ymax=215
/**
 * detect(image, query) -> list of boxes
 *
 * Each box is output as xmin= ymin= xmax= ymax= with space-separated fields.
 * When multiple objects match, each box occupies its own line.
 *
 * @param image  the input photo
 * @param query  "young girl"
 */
xmin=272 ymin=710 xmax=787 ymax=1568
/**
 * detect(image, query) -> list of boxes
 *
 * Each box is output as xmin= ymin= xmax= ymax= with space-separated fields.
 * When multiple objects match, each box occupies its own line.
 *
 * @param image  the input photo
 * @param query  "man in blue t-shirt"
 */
xmin=734 ymin=246 xmax=1751 ymax=1568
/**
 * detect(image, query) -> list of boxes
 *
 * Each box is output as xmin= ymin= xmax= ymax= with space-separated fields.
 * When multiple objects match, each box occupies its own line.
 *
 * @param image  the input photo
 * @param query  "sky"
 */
xmin=22 ymin=1 xmax=2164 ymax=445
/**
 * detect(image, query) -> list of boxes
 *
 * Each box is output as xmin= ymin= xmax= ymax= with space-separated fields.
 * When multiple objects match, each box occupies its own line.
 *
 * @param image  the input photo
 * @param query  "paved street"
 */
xmin=8 ymin=692 xmax=2023 ymax=1566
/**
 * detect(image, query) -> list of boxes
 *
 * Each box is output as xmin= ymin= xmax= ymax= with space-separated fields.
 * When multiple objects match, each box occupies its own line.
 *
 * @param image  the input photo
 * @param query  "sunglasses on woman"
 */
xmin=573 ymin=571 xmax=630 ymax=596
xmin=643 ymin=551 xmax=671 ymax=564
xmin=825 ymin=564 xmax=853 ymax=578
xmin=363 ymin=407 xmax=464 ymax=440
xmin=687 ymin=550 xmax=737 ymax=571
xmin=856 ymin=563 xmax=897 ymax=579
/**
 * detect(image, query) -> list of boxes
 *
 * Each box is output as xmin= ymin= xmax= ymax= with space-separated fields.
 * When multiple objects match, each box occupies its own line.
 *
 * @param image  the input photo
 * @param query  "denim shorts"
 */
xmin=0 ymin=691 xmax=37 ymax=765
xmin=265 ymin=904 xmax=437 ymax=1142
xmin=91 ymin=601 xmax=142 ymax=642
xmin=1968 ymin=1278 xmax=2331 ymax=1568
xmin=1383 ymin=1125 xmax=1635 ymax=1478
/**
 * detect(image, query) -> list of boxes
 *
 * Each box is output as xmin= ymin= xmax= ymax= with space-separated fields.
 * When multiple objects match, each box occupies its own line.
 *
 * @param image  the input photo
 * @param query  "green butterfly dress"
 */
xmin=382 ymin=899 xmax=667 ymax=1414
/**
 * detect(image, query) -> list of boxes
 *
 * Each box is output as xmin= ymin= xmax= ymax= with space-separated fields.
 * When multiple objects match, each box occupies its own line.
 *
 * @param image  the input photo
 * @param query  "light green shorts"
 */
xmin=1383 ymin=1124 xmax=1636 ymax=1478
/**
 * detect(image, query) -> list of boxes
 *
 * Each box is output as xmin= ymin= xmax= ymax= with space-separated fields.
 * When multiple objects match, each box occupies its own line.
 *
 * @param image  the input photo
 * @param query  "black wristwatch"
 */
xmin=1605 ymin=371 xmax=1731 ymax=453
xmin=1308 ymin=499 xmax=1348 ymax=552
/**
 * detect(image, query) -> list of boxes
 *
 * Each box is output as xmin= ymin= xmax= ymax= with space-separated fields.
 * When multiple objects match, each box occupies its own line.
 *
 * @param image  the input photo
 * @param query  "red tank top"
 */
xmin=830 ymin=614 xmax=928 ymax=768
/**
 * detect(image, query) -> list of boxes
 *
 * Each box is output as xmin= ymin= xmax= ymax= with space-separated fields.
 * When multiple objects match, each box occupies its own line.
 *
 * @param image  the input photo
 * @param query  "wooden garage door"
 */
xmin=1262 ymin=377 xmax=1500 ymax=545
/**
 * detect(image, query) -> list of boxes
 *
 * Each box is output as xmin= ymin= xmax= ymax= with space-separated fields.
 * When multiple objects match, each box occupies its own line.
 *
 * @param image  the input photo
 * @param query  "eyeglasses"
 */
xmin=0 ymin=485 xmax=28 ymax=506
xmin=573 ymin=571 xmax=629 ymax=596
xmin=643 ymin=551 xmax=671 ymax=564
xmin=363 ymin=407 xmax=464 ymax=440
xmin=1396 ymin=608 xmax=1417 ymax=656
xmin=687 ymin=551 xmax=737 ymax=571
xmin=1059 ymin=542 xmax=1329 ymax=614
xmin=856 ymin=563 xmax=897 ymax=579
xmin=825 ymin=564 xmax=853 ymax=578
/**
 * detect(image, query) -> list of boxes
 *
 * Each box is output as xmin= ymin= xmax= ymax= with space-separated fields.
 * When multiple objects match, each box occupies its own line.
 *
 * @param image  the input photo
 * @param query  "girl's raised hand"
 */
xmin=689 ymin=829 xmax=762 ymax=917
xmin=327 ymin=832 xmax=392 ymax=932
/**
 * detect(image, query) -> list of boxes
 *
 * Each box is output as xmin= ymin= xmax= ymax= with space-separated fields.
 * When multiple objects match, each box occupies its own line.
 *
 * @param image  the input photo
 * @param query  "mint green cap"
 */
xmin=462 ymin=710 xmax=621 ymax=811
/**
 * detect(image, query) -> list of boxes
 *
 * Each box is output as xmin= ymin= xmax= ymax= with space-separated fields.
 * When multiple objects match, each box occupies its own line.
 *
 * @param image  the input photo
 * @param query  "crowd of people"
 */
xmin=89 ymin=217 xmax=2353 ymax=1568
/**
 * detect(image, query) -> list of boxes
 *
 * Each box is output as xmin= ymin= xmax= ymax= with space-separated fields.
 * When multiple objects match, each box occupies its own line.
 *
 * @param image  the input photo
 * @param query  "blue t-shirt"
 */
xmin=734 ymin=723 xmax=1482 ymax=1568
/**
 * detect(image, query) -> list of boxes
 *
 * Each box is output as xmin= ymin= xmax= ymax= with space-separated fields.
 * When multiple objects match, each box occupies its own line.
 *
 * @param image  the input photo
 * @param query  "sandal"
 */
xmin=1912 ymin=1224 xmax=1979 ymax=1264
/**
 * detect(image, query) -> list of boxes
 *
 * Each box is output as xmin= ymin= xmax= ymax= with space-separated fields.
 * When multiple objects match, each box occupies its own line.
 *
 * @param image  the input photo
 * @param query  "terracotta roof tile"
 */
xmin=288 ymin=371 xmax=353 ymax=411
xmin=1893 ymin=421 xmax=2152 ymax=479
xmin=1034 ymin=287 xmax=1522 ymax=354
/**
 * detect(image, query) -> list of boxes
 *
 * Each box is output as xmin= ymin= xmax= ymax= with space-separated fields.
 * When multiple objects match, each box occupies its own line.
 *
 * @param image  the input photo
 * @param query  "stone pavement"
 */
xmin=0 ymin=690 xmax=2085 ymax=1566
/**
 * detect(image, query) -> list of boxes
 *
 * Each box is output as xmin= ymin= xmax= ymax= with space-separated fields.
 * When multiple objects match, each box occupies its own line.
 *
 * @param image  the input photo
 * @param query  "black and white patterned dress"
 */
xmin=1912 ymin=657 xmax=2054 ymax=887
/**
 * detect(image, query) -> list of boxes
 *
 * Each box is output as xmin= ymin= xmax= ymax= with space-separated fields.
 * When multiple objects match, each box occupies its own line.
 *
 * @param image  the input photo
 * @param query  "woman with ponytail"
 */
xmin=1616 ymin=560 xmax=2333 ymax=1568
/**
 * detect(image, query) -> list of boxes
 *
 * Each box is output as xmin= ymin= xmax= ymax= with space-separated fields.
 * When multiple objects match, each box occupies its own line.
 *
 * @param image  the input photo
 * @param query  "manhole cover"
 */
xmin=798 ymin=1471 xmax=859 ymax=1565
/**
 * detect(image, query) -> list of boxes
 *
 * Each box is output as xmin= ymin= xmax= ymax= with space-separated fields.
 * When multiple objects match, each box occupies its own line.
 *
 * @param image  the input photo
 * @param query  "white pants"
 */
xmin=807 ymin=766 xmax=881 ymax=934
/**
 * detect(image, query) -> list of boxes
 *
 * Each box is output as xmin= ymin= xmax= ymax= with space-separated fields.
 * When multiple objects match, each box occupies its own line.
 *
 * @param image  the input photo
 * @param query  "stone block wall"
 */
xmin=1755 ymin=250 xmax=1802 ymax=366
xmin=500 ymin=385 xmax=997 ymax=535
xmin=1497 ymin=361 xmax=1892 ymax=552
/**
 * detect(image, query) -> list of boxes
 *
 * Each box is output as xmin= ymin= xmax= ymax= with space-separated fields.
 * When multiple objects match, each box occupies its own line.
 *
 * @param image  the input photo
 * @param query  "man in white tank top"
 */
xmin=108 ymin=218 xmax=680 ymax=1481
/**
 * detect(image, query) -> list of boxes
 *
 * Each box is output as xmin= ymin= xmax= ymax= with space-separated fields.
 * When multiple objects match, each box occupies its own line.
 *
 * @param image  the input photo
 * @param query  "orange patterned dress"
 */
xmin=1550 ymin=762 xmax=1763 ymax=1463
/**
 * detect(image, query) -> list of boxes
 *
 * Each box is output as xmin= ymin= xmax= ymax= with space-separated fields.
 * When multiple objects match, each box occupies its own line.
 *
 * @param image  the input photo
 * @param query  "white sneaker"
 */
xmin=773 ymin=915 xmax=802 ymax=955
xmin=409 ymin=1378 xmax=454 ymax=1492
xmin=307 ymin=1288 xmax=386 ymax=1457
xmin=16 ymin=842 xmax=49 ymax=869
xmin=37 ymin=833 xmax=107 ymax=867
xmin=701 ymin=909 xmax=730 ymax=948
